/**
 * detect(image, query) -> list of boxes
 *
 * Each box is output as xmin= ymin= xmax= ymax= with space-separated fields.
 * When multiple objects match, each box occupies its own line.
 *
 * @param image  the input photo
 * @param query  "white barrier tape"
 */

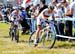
xmin=25 ymin=18 xmax=32 ymax=20
xmin=55 ymin=18 xmax=75 ymax=21
xmin=56 ymin=35 xmax=75 ymax=39
xmin=26 ymin=18 xmax=75 ymax=21
xmin=48 ymin=18 xmax=75 ymax=21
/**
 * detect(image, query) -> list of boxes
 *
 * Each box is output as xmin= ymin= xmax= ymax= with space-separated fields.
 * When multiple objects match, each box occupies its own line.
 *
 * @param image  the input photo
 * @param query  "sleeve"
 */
xmin=44 ymin=10 xmax=49 ymax=17
xmin=42 ymin=9 xmax=50 ymax=17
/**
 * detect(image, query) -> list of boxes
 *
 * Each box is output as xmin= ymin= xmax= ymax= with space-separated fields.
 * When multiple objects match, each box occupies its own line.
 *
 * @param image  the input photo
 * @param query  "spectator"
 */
xmin=52 ymin=0 xmax=58 ymax=7
xmin=2 ymin=6 xmax=9 ymax=23
xmin=56 ymin=3 xmax=64 ymax=35
xmin=20 ymin=7 xmax=30 ymax=35
xmin=52 ymin=0 xmax=58 ymax=18
xmin=65 ymin=2 xmax=75 ymax=37
xmin=39 ymin=0 xmax=48 ymax=13
xmin=31 ymin=4 xmax=40 ymax=32
xmin=56 ymin=3 xmax=63 ymax=18
xmin=51 ymin=0 xmax=59 ymax=35
xmin=61 ymin=0 xmax=72 ymax=41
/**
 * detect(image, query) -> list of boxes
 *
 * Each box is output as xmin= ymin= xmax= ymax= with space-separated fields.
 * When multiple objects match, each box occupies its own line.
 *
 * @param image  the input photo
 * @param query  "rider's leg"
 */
xmin=10 ymin=22 xmax=14 ymax=30
xmin=34 ymin=25 xmax=41 ymax=46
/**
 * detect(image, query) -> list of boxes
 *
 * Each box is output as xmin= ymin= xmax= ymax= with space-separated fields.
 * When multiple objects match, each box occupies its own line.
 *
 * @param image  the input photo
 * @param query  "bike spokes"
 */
xmin=42 ymin=30 xmax=56 ymax=49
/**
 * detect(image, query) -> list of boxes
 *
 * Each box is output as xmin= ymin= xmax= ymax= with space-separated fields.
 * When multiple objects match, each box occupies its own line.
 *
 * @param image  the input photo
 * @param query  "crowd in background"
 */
xmin=0 ymin=0 xmax=75 ymax=40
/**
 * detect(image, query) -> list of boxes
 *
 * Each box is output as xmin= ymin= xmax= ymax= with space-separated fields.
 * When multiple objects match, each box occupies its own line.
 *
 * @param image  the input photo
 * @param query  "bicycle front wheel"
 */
xmin=14 ymin=28 xmax=19 ymax=43
xmin=42 ymin=26 xmax=56 ymax=49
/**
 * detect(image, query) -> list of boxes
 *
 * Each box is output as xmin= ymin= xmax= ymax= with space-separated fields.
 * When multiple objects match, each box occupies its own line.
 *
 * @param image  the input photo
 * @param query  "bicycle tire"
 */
xmin=28 ymin=31 xmax=36 ymax=47
xmin=9 ymin=27 xmax=19 ymax=43
xmin=42 ymin=26 xmax=56 ymax=49
xmin=9 ymin=31 xmax=11 ymax=38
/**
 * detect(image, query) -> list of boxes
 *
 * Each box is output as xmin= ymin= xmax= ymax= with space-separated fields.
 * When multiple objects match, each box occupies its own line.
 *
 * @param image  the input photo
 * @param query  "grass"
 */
xmin=0 ymin=22 xmax=75 ymax=54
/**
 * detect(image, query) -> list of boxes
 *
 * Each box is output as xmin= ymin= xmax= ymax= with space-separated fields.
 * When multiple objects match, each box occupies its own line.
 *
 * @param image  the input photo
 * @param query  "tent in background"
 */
xmin=21 ymin=0 xmax=31 ymax=8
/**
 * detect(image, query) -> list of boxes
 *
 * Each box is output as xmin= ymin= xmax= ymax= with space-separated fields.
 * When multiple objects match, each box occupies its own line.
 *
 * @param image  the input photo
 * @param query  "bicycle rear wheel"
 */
xmin=42 ymin=27 xmax=56 ymax=49
xmin=28 ymin=31 xmax=35 ymax=47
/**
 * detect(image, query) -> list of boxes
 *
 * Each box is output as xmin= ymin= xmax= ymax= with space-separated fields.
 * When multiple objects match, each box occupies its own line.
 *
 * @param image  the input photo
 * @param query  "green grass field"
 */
xmin=0 ymin=22 xmax=75 ymax=54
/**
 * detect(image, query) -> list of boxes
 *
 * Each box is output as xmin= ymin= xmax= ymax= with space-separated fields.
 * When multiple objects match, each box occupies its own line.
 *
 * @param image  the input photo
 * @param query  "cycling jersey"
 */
xmin=37 ymin=8 xmax=54 ymax=26
xmin=10 ymin=10 xmax=21 ymax=21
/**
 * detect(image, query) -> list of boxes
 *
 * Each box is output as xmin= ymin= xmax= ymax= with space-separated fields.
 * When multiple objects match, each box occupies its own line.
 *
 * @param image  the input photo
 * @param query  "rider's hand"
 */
xmin=62 ymin=13 xmax=66 ymax=18
xmin=46 ymin=23 xmax=49 ymax=26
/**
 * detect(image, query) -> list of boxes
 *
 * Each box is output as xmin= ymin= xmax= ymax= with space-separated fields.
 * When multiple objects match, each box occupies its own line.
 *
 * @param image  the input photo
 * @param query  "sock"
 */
xmin=34 ymin=39 xmax=38 ymax=45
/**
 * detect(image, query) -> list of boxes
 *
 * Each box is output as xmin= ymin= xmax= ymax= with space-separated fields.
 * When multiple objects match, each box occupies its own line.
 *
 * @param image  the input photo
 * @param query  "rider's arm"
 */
xmin=43 ymin=12 xmax=49 ymax=18
xmin=9 ymin=13 xmax=13 ymax=21
xmin=9 ymin=11 xmax=15 ymax=21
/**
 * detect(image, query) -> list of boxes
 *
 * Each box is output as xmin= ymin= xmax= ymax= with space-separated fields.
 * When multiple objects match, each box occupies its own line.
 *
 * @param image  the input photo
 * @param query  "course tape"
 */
xmin=56 ymin=35 xmax=75 ymax=39
xmin=26 ymin=18 xmax=75 ymax=21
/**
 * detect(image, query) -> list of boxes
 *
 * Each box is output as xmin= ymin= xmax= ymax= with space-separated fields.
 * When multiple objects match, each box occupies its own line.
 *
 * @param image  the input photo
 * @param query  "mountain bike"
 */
xmin=29 ymin=20 xmax=56 ymax=49
xmin=9 ymin=19 xmax=19 ymax=43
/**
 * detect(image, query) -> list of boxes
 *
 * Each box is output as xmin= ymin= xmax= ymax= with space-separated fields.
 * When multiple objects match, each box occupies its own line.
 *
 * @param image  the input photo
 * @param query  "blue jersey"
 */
xmin=21 ymin=10 xmax=27 ymax=19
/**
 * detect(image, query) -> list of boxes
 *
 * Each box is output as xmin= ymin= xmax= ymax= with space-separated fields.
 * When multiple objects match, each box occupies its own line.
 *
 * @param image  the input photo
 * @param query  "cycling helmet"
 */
xmin=13 ymin=6 xmax=19 ymax=10
xmin=48 ymin=4 xmax=55 ymax=10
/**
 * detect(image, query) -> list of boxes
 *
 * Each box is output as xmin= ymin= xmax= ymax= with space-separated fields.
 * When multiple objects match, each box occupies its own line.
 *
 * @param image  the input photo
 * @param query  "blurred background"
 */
xmin=0 ymin=0 xmax=75 ymax=6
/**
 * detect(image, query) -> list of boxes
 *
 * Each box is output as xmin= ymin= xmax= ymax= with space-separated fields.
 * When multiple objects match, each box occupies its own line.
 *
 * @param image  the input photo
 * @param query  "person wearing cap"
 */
xmin=61 ymin=0 xmax=72 ymax=41
xmin=34 ymin=4 xmax=55 ymax=47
